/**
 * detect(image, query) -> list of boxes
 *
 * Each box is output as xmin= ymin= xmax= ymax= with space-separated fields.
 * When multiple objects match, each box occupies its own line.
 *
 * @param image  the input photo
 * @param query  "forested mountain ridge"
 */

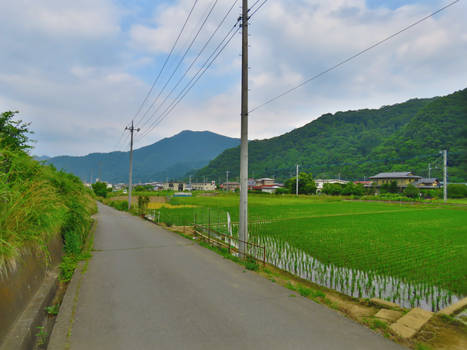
xmin=194 ymin=88 xmax=467 ymax=182
xmin=45 ymin=130 xmax=240 ymax=183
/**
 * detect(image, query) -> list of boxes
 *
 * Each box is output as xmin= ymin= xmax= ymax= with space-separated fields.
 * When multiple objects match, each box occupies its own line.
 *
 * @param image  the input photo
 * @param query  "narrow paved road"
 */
xmin=54 ymin=203 xmax=403 ymax=349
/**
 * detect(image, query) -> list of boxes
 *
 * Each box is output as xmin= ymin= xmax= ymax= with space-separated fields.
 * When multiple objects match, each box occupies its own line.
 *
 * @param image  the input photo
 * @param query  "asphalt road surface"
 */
xmin=53 ymin=203 xmax=403 ymax=350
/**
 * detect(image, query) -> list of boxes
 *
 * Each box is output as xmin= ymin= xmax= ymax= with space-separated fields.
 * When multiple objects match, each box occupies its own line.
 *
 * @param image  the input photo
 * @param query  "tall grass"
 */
xmin=0 ymin=148 xmax=95 ymax=273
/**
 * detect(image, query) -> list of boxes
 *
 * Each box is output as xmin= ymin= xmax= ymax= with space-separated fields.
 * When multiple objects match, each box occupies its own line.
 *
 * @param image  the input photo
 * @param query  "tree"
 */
xmin=322 ymin=183 xmax=343 ymax=195
xmin=404 ymin=184 xmax=420 ymax=198
xmin=92 ymin=182 xmax=108 ymax=198
xmin=0 ymin=111 xmax=33 ymax=152
xmin=285 ymin=172 xmax=316 ymax=194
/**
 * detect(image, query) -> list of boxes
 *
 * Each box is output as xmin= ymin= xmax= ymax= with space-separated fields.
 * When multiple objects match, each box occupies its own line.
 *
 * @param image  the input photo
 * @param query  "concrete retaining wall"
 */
xmin=0 ymin=235 xmax=63 ymax=342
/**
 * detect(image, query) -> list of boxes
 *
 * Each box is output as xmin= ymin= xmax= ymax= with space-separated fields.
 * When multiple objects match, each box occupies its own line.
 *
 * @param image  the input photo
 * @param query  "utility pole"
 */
xmin=125 ymin=121 xmax=140 ymax=210
xmin=226 ymin=170 xmax=230 ymax=192
xmin=239 ymin=0 xmax=249 ymax=258
xmin=442 ymin=150 xmax=448 ymax=202
xmin=296 ymin=164 xmax=299 ymax=196
xmin=428 ymin=163 xmax=432 ymax=178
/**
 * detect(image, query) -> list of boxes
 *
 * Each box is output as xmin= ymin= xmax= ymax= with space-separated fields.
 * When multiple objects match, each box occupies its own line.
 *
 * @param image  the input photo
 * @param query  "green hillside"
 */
xmin=194 ymin=88 xmax=467 ymax=182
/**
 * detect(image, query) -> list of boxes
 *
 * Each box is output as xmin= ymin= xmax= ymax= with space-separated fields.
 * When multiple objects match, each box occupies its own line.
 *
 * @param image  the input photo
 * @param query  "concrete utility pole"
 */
xmin=428 ymin=163 xmax=432 ymax=178
xmin=226 ymin=170 xmax=230 ymax=192
xmin=442 ymin=150 xmax=448 ymax=202
xmin=296 ymin=164 xmax=299 ymax=196
xmin=125 ymin=121 xmax=140 ymax=210
xmin=239 ymin=0 xmax=249 ymax=258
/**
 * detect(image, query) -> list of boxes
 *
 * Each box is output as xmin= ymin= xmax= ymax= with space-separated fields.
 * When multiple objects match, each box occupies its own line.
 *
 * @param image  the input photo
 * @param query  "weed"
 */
xmin=245 ymin=259 xmax=259 ymax=271
xmin=45 ymin=304 xmax=60 ymax=316
xmin=372 ymin=319 xmax=388 ymax=330
xmin=286 ymin=281 xmax=297 ymax=291
xmin=35 ymin=326 xmax=47 ymax=346
xmin=311 ymin=290 xmax=326 ymax=299
xmin=297 ymin=285 xmax=312 ymax=297
xmin=415 ymin=343 xmax=433 ymax=350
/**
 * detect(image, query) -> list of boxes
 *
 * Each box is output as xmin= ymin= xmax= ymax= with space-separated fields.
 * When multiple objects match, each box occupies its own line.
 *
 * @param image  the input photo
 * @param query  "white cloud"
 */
xmin=0 ymin=0 xmax=120 ymax=38
xmin=0 ymin=0 xmax=466 ymax=158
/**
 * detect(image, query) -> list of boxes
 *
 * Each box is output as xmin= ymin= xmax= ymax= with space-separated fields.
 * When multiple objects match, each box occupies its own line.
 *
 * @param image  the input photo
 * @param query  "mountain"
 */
xmin=194 ymin=88 xmax=467 ymax=182
xmin=33 ymin=155 xmax=51 ymax=161
xmin=45 ymin=131 xmax=240 ymax=183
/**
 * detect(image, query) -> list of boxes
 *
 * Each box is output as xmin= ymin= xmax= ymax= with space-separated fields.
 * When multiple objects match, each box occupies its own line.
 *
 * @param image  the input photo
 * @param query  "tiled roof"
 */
xmin=370 ymin=172 xmax=421 ymax=179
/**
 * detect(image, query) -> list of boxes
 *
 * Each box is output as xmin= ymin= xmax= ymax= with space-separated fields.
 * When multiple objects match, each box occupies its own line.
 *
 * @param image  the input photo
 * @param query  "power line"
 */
xmin=248 ymin=0 xmax=269 ymax=18
xmin=138 ymin=0 xmax=240 ymax=133
xmin=137 ymin=0 xmax=220 ymax=130
xmin=139 ymin=24 xmax=240 ymax=141
xmin=138 ymin=20 xmax=242 ymax=142
xmin=249 ymin=0 xmax=460 ymax=114
xmin=131 ymin=0 xmax=200 ymax=126
xmin=248 ymin=0 xmax=262 ymax=12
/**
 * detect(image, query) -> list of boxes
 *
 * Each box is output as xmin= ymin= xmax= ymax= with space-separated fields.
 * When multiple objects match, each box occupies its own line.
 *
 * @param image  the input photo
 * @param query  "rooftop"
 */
xmin=370 ymin=172 xmax=421 ymax=179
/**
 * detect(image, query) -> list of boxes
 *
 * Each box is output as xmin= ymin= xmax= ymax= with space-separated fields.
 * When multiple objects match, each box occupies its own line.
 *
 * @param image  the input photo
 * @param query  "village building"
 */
xmin=162 ymin=182 xmax=186 ymax=191
xmin=369 ymin=172 xmax=422 ymax=188
xmin=190 ymin=182 xmax=217 ymax=191
xmin=315 ymin=179 xmax=349 ymax=192
xmin=220 ymin=182 xmax=240 ymax=191
xmin=413 ymin=178 xmax=440 ymax=189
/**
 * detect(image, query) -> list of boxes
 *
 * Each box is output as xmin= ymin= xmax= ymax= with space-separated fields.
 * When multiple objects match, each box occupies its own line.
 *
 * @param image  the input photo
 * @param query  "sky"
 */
xmin=0 ymin=0 xmax=466 ymax=157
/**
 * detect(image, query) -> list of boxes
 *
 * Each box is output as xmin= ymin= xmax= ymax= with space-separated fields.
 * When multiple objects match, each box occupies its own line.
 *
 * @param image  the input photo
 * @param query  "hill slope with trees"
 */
xmin=194 ymin=88 xmax=467 ymax=182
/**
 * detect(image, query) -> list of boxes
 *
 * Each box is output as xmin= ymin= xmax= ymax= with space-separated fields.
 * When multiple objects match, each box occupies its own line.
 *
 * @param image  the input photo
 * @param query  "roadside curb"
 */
xmin=47 ymin=260 xmax=87 ymax=350
xmin=0 ymin=268 xmax=59 ymax=350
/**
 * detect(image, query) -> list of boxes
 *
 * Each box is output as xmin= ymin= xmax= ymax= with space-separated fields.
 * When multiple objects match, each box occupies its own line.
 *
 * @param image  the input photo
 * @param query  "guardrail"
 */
xmin=193 ymin=224 xmax=266 ymax=266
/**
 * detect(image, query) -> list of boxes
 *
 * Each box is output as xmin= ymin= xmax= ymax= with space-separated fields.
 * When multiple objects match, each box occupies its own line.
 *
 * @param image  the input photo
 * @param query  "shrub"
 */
xmin=404 ymin=184 xmax=420 ymax=198
xmin=448 ymin=184 xmax=467 ymax=198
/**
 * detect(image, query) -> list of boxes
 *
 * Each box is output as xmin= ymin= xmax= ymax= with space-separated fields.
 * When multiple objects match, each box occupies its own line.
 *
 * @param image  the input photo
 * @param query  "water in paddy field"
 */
xmin=250 ymin=237 xmax=463 ymax=312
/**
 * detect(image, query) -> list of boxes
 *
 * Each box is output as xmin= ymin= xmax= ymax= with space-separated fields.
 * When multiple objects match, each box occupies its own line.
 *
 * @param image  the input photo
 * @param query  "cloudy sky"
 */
xmin=0 ymin=0 xmax=466 ymax=157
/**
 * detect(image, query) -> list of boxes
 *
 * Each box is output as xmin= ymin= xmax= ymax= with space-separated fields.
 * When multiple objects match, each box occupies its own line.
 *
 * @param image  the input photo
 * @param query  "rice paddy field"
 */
xmin=142 ymin=193 xmax=467 ymax=311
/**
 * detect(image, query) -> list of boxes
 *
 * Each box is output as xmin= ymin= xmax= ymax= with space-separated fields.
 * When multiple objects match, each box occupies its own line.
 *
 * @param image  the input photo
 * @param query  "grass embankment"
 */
xmin=0 ymin=148 xmax=96 ymax=279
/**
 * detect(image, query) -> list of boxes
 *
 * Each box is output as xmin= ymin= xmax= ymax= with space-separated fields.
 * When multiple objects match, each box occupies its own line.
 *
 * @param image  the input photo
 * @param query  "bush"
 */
xmin=404 ymin=184 xmax=420 ymax=199
xmin=447 ymin=184 xmax=467 ymax=198
xmin=92 ymin=181 xmax=108 ymax=198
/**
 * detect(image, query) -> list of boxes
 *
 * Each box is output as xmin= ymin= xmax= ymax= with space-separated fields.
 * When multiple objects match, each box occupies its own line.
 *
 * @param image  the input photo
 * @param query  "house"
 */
xmin=252 ymin=178 xmax=284 ymax=193
xmin=315 ymin=179 xmax=349 ymax=192
xmin=162 ymin=182 xmax=186 ymax=191
xmin=369 ymin=172 xmax=421 ymax=188
xmin=221 ymin=182 xmax=240 ymax=191
xmin=413 ymin=178 xmax=440 ymax=189
xmin=353 ymin=181 xmax=373 ymax=188
xmin=256 ymin=178 xmax=275 ymax=186
xmin=191 ymin=181 xmax=217 ymax=191
xmin=258 ymin=184 xmax=284 ymax=194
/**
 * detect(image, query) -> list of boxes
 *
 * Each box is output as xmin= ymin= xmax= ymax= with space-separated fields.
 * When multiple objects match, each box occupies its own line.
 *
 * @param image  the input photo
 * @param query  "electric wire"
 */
xmin=139 ymin=22 xmax=241 ymax=142
xmin=249 ymin=0 xmax=460 ymax=114
xmin=137 ymin=0 xmax=220 ymax=130
xmin=131 ymin=0 xmax=199 ymax=126
xmin=139 ymin=0 xmax=239 ymax=133
xmin=249 ymin=0 xmax=262 ymax=12
xmin=140 ymin=23 xmax=240 ymax=141
xmin=115 ymin=0 xmax=199 ymax=151
xmin=248 ymin=0 xmax=269 ymax=18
